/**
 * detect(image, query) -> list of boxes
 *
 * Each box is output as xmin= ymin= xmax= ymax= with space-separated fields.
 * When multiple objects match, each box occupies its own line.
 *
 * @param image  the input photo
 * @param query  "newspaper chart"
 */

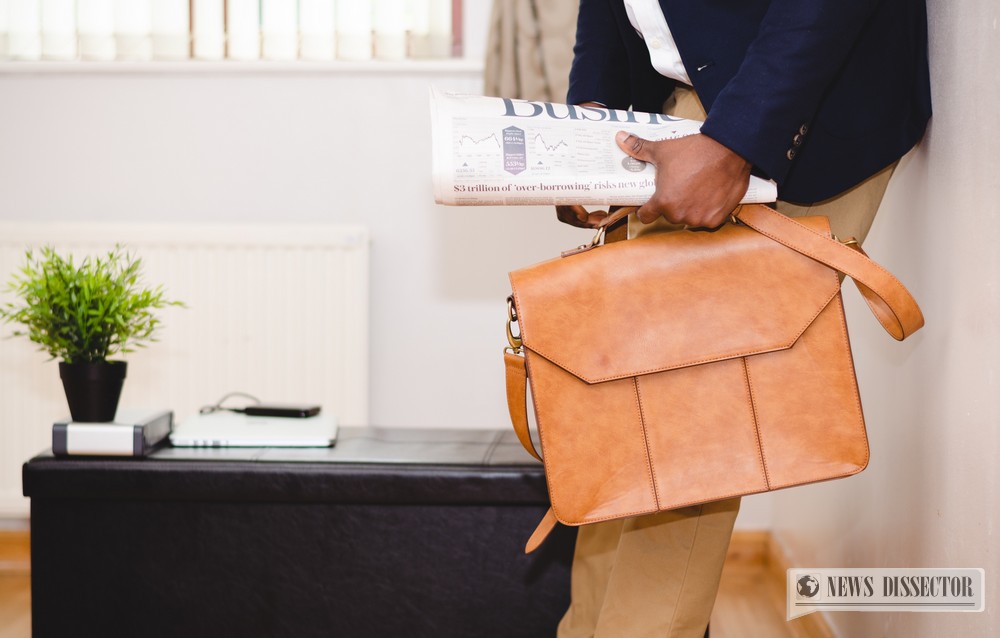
xmin=431 ymin=88 xmax=778 ymax=207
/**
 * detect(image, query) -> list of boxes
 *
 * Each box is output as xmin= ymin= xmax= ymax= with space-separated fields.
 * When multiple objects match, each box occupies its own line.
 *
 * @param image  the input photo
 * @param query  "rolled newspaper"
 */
xmin=431 ymin=88 xmax=778 ymax=207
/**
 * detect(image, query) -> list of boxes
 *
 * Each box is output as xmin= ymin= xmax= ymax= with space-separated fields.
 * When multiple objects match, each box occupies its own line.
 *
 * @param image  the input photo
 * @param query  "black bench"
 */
xmin=23 ymin=426 xmax=575 ymax=638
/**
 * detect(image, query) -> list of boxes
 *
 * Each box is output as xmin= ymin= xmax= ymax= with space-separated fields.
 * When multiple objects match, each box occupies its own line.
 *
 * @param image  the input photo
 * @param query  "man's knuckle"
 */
xmin=651 ymin=193 xmax=671 ymax=210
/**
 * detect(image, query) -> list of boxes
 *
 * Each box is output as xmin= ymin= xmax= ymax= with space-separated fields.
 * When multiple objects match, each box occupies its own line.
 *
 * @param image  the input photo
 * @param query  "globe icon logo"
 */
xmin=796 ymin=575 xmax=820 ymax=598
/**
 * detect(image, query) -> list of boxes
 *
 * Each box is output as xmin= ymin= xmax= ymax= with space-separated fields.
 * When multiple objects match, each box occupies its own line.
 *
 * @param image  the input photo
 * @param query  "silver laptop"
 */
xmin=170 ymin=411 xmax=338 ymax=448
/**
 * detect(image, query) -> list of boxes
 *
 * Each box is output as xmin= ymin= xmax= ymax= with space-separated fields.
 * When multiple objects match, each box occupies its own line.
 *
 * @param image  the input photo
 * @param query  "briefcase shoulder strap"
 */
xmin=588 ymin=204 xmax=924 ymax=341
xmin=590 ymin=204 xmax=924 ymax=340
xmin=734 ymin=204 xmax=924 ymax=341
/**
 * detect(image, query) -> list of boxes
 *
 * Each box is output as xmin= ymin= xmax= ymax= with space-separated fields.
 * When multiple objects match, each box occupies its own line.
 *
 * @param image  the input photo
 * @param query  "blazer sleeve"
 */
xmin=699 ymin=0 xmax=883 ymax=186
xmin=567 ymin=0 xmax=632 ymax=107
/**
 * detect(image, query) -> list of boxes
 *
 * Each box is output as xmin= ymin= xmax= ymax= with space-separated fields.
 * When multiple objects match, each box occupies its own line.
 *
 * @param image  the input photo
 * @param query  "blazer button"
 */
xmin=786 ymin=148 xmax=797 ymax=160
xmin=793 ymin=134 xmax=803 ymax=146
xmin=799 ymin=124 xmax=809 ymax=135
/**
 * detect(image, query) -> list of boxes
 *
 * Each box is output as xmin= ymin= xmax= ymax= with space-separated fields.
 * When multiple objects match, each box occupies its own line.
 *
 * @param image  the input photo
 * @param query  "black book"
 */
xmin=52 ymin=409 xmax=173 ymax=457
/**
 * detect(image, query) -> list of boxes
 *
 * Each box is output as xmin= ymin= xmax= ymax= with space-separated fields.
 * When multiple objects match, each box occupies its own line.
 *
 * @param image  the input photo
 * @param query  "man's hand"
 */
xmin=615 ymin=131 xmax=752 ymax=228
xmin=555 ymin=102 xmax=611 ymax=229
xmin=555 ymin=205 xmax=610 ymax=228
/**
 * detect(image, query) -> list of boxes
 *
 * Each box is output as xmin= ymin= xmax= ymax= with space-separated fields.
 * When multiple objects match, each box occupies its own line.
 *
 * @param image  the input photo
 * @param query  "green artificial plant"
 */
xmin=0 ymin=246 xmax=181 ymax=364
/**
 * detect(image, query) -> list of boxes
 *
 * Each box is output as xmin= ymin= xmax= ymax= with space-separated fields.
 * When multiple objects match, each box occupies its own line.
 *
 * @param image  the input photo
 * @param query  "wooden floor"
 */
xmin=0 ymin=576 xmax=30 ymax=638
xmin=0 ymin=531 xmax=30 ymax=638
xmin=0 ymin=531 xmax=827 ymax=638
xmin=712 ymin=533 xmax=834 ymax=638
xmin=713 ymin=559 xmax=806 ymax=638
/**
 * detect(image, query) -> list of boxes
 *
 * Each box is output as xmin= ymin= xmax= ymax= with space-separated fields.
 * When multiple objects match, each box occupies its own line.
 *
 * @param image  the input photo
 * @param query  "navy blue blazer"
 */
xmin=568 ymin=0 xmax=932 ymax=204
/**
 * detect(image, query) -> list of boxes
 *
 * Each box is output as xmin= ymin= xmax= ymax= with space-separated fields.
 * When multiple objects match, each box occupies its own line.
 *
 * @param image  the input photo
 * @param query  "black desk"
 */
xmin=23 ymin=427 xmax=575 ymax=638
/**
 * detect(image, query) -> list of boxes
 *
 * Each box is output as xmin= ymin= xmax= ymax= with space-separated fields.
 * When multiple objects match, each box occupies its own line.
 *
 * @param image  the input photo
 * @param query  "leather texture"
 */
xmin=506 ymin=204 xmax=923 ymax=551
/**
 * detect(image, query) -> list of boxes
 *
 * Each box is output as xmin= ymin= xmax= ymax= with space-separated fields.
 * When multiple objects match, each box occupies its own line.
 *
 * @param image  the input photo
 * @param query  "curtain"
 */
xmin=483 ymin=0 xmax=580 ymax=102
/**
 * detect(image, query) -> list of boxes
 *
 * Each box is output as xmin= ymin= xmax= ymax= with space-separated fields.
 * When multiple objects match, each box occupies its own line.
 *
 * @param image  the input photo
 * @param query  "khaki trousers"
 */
xmin=557 ymin=86 xmax=895 ymax=638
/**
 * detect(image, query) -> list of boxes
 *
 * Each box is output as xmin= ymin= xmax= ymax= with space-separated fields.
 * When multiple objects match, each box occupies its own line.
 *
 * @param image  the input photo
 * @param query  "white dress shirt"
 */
xmin=623 ymin=0 xmax=691 ymax=85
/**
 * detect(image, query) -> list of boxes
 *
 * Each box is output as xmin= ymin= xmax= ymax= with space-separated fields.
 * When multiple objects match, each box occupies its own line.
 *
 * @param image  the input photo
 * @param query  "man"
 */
xmin=555 ymin=1 xmax=931 ymax=636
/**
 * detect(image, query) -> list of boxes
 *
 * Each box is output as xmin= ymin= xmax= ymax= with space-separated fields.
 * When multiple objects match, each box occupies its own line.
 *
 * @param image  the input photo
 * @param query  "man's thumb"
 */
xmin=616 ymin=131 xmax=653 ymax=162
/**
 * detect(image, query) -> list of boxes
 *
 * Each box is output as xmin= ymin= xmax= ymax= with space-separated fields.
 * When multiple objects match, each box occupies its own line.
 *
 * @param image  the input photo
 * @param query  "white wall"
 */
xmin=0 ymin=3 xmax=772 ymax=530
xmin=0 ymin=64 xmax=587 ymax=428
xmin=771 ymin=1 xmax=1000 ymax=635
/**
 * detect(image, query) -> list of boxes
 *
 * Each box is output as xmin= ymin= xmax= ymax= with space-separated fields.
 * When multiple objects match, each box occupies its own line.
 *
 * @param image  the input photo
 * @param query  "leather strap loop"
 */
xmin=504 ymin=351 xmax=541 ymax=462
xmin=503 ymin=352 xmax=559 ymax=554
xmin=505 ymin=352 xmax=555 ymax=552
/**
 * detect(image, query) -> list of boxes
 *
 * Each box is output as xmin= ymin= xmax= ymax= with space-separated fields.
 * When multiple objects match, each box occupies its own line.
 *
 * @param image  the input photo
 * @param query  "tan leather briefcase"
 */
xmin=504 ymin=204 xmax=923 ymax=552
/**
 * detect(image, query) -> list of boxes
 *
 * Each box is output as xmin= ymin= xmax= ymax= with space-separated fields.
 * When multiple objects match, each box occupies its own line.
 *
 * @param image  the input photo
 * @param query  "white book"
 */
xmin=170 ymin=412 xmax=338 ymax=448
xmin=113 ymin=0 xmax=152 ymax=60
xmin=78 ymin=0 xmax=115 ymax=60
xmin=53 ymin=409 xmax=174 ymax=457
xmin=299 ymin=0 xmax=335 ymax=61
xmin=261 ymin=0 xmax=296 ymax=61
xmin=373 ymin=0 xmax=405 ymax=61
xmin=428 ymin=0 xmax=450 ymax=58
xmin=151 ymin=0 xmax=189 ymax=60
xmin=192 ymin=0 xmax=223 ymax=60
xmin=8 ymin=0 xmax=41 ymax=60
xmin=0 ymin=0 xmax=10 ymax=60
xmin=407 ymin=0 xmax=431 ymax=58
xmin=227 ymin=0 xmax=260 ymax=60
xmin=41 ymin=0 xmax=75 ymax=59
xmin=336 ymin=0 xmax=370 ymax=61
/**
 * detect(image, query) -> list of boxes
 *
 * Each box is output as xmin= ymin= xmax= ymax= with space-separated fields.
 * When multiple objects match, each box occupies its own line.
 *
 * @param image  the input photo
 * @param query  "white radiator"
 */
xmin=0 ymin=223 xmax=369 ymax=517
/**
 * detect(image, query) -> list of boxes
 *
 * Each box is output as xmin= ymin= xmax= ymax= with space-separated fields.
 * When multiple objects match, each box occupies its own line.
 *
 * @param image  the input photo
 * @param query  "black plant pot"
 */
xmin=58 ymin=361 xmax=128 ymax=422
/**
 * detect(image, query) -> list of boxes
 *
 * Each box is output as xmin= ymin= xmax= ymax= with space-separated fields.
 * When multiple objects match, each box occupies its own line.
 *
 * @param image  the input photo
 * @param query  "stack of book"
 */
xmin=52 ymin=409 xmax=173 ymax=457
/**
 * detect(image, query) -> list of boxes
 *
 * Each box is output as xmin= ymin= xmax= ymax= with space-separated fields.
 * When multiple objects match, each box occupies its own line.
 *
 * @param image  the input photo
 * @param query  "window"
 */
xmin=0 ymin=0 xmax=463 ymax=62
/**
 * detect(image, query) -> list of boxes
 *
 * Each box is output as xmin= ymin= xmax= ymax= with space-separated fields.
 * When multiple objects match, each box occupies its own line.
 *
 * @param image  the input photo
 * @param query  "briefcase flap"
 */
xmin=508 ymin=216 xmax=842 ymax=384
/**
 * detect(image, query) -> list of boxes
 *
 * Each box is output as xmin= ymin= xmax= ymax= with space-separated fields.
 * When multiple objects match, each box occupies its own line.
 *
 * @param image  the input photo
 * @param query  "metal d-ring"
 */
xmin=506 ymin=296 xmax=522 ymax=353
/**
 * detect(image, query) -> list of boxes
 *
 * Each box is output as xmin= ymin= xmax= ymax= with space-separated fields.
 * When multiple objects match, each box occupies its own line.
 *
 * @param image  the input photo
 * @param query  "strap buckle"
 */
xmin=561 ymin=225 xmax=607 ymax=258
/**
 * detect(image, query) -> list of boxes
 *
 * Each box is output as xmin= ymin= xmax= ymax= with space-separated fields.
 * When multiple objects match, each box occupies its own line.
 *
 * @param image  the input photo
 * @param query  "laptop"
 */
xmin=169 ymin=411 xmax=338 ymax=448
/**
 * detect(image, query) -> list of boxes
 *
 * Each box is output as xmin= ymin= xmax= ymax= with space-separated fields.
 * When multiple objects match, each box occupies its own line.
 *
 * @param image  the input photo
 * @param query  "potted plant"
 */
xmin=0 ymin=245 xmax=181 ymax=422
